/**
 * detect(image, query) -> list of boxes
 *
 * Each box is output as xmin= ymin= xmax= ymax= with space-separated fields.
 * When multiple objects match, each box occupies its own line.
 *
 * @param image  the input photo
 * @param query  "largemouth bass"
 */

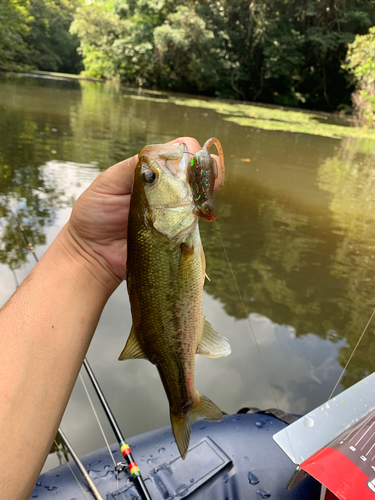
xmin=119 ymin=141 xmax=231 ymax=460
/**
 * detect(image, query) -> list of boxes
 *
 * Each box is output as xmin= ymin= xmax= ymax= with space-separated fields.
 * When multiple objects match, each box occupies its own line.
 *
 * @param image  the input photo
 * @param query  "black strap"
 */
xmin=236 ymin=407 xmax=299 ymax=425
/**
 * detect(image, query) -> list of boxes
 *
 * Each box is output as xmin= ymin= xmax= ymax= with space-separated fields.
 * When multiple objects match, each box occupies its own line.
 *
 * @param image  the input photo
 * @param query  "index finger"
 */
xmin=95 ymin=154 xmax=139 ymax=195
xmin=166 ymin=136 xmax=201 ymax=153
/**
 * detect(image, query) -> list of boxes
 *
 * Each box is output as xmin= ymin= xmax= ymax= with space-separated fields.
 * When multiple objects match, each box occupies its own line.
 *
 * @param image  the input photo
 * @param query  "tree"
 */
xmin=344 ymin=26 xmax=375 ymax=126
xmin=71 ymin=0 xmax=375 ymax=110
xmin=195 ymin=0 xmax=375 ymax=108
xmin=0 ymin=0 xmax=32 ymax=71
xmin=153 ymin=5 xmax=219 ymax=93
xmin=71 ymin=0 xmax=158 ymax=84
xmin=0 ymin=0 xmax=82 ymax=74
xmin=25 ymin=0 xmax=83 ymax=73
xmin=4 ymin=0 xmax=374 ymax=111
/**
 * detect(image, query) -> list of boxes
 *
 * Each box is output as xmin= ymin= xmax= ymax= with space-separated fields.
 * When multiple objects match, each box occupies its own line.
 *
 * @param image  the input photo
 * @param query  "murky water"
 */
xmin=1 ymin=75 xmax=375 ymax=472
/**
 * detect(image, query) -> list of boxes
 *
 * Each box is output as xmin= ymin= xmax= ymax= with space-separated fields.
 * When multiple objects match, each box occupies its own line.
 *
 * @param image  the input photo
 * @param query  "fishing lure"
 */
xmin=187 ymin=137 xmax=225 ymax=222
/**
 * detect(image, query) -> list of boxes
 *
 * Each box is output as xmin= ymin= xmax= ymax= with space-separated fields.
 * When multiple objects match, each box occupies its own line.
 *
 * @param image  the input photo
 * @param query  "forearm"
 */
xmin=0 ymin=224 xmax=114 ymax=499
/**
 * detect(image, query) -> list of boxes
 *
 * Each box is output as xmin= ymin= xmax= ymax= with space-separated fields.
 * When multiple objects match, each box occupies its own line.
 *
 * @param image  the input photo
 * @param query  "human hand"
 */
xmin=61 ymin=137 xmax=223 ymax=293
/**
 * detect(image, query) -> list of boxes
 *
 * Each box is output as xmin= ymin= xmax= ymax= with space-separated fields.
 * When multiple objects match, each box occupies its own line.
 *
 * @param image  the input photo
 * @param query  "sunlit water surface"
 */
xmin=1 ymin=75 xmax=375 ymax=473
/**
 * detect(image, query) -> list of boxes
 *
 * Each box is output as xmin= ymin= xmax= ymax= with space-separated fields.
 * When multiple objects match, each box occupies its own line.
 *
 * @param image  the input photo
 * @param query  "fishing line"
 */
xmin=328 ymin=306 xmax=375 ymax=400
xmin=215 ymin=198 xmax=374 ymax=461
xmin=214 ymin=220 xmax=297 ymax=461
xmin=78 ymin=372 xmax=118 ymax=472
xmin=214 ymin=221 xmax=280 ymax=408
xmin=53 ymin=439 xmax=91 ymax=500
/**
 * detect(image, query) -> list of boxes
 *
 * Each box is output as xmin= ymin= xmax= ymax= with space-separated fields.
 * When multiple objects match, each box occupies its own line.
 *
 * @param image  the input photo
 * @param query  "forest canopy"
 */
xmin=2 ymin=0 xmax=375 ymax=114
xmin=0 ymin=0 xmax=82 ymax=73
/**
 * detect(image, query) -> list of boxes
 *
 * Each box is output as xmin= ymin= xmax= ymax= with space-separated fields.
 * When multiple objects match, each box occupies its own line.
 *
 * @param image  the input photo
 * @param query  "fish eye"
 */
xmin=142 ymin=169 xmax=157 ymax=184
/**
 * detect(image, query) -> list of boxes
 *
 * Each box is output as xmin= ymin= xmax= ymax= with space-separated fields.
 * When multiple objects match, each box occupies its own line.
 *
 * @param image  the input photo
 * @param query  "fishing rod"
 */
xmin=12 ymin=212 xmax=152 ymax=500
xmin=57 ymin=428 xmax=105 ymax=500
xmin=83 ymin=359 xmax=152 ymax=500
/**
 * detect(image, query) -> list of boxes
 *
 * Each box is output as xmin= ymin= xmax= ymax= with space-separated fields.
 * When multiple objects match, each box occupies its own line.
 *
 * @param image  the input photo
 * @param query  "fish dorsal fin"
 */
xmin=196 ymin=317 xmax=231 ymax=358
xmin=118 ymin=325 xmax=147 ymax=360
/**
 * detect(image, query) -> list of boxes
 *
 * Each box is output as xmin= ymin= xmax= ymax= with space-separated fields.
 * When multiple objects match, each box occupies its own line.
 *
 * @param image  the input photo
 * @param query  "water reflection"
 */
xmin=202 ymin=138 xmax=375 ymax=392
xmin=1 ymin=75 xmax=375 ymax=471
xmin=0 ymin=96 xmax=72 ymax=270
xmin=318 ymin=137 xmax=375 ymax=389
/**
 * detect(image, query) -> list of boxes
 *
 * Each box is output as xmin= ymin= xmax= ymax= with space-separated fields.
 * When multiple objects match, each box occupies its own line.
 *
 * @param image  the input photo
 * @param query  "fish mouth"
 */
xmin=139 ymin=142 xmax=188 ymax=176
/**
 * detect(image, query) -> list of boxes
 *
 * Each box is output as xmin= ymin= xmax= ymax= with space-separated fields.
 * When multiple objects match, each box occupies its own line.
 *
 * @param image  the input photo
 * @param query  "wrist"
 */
xmin=55 ymin=223 xmax=120 ymax=298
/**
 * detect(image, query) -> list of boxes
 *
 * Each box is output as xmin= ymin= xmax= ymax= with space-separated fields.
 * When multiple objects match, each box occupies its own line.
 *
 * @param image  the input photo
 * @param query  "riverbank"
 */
xmin=4 ymin=70 xmax=375 ymax=141
xmin=3 ymin=69 xmax=103 ymax=83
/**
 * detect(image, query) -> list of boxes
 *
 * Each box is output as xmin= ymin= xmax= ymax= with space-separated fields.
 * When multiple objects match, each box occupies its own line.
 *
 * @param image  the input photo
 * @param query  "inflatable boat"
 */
xmin=31 ymin=409 xmax=321 ymax=500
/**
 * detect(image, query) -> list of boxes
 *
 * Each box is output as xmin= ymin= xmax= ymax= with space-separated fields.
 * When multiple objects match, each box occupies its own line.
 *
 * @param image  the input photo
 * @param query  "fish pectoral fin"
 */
xmin=180 ymin=242 xmax=194 ymax=259
xmin=196 ymin=317 xmax=231 ymax=358
xmin=118 ymin=326 xmax=147 ymax=360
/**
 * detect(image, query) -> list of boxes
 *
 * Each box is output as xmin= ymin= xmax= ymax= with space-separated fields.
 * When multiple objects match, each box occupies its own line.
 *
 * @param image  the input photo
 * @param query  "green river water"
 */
xmin=1 ymin=74 xmax=375 ymax=472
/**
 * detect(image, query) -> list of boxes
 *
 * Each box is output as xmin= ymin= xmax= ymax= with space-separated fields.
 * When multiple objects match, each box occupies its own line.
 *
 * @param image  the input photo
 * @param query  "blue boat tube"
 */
xmin=30 ymin=412 xmax=320 ymax=499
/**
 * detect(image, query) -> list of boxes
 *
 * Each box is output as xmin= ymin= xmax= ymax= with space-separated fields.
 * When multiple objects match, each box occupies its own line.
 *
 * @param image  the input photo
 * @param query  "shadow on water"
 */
xmin=1 ymin=74 xmax=375 ymax=465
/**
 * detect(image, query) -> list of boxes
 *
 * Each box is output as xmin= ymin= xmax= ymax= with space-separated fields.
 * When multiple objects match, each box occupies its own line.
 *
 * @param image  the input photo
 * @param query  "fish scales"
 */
xmin=127 ymin=225 xmax=202 ymax=410
xmin=120 ymin=142 xmax=231 ymax=459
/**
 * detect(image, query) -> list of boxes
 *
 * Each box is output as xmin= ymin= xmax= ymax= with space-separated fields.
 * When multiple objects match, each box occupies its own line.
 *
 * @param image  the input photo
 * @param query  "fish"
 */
xmin=119 ymin=141 xmax=231 ymax=459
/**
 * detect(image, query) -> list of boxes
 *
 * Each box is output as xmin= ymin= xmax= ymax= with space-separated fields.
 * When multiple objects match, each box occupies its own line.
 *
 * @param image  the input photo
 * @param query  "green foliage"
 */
xmin=344 ymin=27 xmax=375 ymax=126
xmin=0 ymin=0 xmax=82 ymax=73
xmin=153 ymin=5 xmax=218 ymax=92
xmin=0 ymin=0 xmax=32 ymax=71
xmin=25 ymin=0 xmax=83 ymax=73
xmin=2 ymin=0 xmax=375 ymax=111
xmin=70 ymin=1 xmax=123 ymax=78
xmin=71 ymin=0 xmax=375 ymax=110
xmin=71 ymin=0 xmax=156 ymax=83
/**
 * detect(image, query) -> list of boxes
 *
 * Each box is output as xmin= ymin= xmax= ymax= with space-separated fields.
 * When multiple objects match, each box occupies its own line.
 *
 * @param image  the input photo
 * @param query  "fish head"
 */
xmin=131 ymin=142 xmax=197 ymax=240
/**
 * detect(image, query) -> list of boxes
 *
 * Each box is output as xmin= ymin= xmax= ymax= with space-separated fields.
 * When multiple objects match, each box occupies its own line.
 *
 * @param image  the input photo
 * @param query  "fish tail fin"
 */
xmin=190 ymin=392 xmax=223 ymax=423
xmin=170 ymin=412 xmax=190 ymax=460
xmin=170 ymin=393 xmax=222 ymax=460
